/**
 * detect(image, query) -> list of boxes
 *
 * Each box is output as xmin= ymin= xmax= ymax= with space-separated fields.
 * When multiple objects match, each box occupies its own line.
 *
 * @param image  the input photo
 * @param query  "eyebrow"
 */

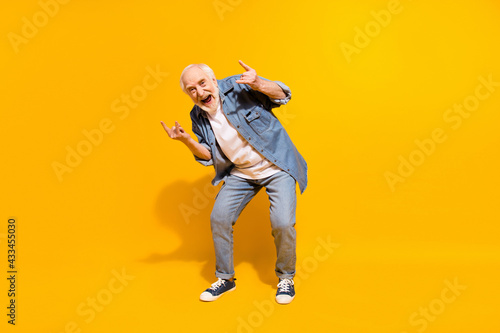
xmin=185 ymin=79 xmax=206 ymax=90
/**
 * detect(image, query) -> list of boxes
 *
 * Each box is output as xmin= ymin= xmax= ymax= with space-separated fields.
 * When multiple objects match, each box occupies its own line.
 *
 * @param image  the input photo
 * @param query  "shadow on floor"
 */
xmin=141 ymin=174 xmax=278 ymax=286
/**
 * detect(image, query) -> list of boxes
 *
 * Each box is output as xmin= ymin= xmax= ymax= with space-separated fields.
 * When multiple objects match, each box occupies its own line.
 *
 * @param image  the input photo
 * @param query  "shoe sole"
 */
xmin=275 ymin=294 xmax=295 ymax=305
xmin=199 ymin=285 xmax=236 ymax=302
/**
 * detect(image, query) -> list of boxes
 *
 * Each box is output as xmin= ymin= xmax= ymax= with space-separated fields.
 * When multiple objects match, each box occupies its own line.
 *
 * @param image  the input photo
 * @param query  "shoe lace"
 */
xmin=209 ymin=278 xmax=226 ymax=290
xmin=277 ymin=278 xmax=294 ymax=292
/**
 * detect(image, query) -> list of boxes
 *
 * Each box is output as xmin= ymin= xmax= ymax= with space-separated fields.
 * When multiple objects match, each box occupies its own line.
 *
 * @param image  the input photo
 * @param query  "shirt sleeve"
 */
xmin=269 ymin=80 xmax=292 ymax=106
xmin=247 ymin=77 xmax=292 ymax=110
xmin=191 ymin=113 xmax=214 ymax=167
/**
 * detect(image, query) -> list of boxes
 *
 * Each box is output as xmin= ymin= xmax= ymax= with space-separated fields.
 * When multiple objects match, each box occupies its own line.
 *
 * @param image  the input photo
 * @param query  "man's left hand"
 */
xmin=235 ymin=60 xmax=262 ymax=91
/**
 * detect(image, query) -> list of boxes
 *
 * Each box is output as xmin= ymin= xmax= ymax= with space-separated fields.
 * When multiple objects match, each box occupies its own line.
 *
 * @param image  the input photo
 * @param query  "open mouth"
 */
xmin=201 ymin=95 xmax=213 ymax=105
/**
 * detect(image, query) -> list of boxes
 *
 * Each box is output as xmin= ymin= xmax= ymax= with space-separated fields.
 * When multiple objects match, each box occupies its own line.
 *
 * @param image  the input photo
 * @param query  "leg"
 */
xmin=262 ymin=171 xmax=297 ymax=279
xmin=210 ymin=174 xmax=261 ymax=280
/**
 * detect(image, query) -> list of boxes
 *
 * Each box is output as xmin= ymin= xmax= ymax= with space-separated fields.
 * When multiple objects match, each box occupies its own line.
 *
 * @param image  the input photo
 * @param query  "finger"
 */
xmin=236 ymin=76 xmax=251 ymax=83
xmin=176 ymin=123 xmax=185 ymax=133
xmin=174 ymin=121 xmax=182 ymax=135
xmin=160 ymin=121 xmax=172 ymax=135
xmin=238 ymin=60 xmax=252 ymax=72
xmin=161 ymin=121 xmax=170 ymax=129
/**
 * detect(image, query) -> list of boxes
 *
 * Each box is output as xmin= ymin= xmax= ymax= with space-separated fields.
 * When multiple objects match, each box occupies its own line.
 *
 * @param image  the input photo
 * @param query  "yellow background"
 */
xmin=1 ymin=0 xmax=499 ymax=332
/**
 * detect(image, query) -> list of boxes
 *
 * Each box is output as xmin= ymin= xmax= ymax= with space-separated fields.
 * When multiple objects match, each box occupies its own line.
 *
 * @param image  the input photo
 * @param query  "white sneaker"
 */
xmin=275 ymin=278 xmax=295 ymax=304
xmin=200 ymin=278 xmax=236 ymax=302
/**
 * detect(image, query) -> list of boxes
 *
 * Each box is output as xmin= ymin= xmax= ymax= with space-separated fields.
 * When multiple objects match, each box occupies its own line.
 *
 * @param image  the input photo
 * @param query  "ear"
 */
xmin=212 ymin=77 xmax=218 ymax=87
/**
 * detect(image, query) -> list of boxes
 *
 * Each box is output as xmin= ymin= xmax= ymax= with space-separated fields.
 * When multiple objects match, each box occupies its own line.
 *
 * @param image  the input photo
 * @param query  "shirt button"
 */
xmin=287 ymin=169 xmax=290 ymax=171
xmin=274 ymin=160 xmax=277 ymax=162
xmin=261 ymin=149 xmax=264 ymax=152
xmin=248 ymin=137 xmax=251 ymax=140
xmin=237 ymin=125 xmax=240 ymax=128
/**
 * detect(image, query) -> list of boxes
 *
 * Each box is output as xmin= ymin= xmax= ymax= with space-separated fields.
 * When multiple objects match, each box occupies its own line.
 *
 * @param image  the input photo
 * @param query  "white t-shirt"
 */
xmin=207 ymin=103 xmax=281 ymax=180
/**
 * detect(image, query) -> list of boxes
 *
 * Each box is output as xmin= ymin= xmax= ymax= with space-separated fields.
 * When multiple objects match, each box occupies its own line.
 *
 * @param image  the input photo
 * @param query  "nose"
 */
xmin=196 ymin=86 xmax=204 ymax=97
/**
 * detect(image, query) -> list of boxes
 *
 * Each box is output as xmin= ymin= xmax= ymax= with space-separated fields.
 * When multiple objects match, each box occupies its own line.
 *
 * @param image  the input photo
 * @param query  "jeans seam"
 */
xmin=227 ymin=185 xmax=258 ymax=225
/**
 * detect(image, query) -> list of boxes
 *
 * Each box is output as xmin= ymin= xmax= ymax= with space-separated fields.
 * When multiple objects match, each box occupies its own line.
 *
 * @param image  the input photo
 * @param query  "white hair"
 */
xmin=179 ymin=63 xmax=216 ymax=93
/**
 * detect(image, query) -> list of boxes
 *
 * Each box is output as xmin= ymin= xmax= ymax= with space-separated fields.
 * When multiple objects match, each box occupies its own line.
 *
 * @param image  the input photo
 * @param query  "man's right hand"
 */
xmin=161 ymin=121 xmax=191 ymax=143
xmin=160 ymin=120 xmax=212 ymax=160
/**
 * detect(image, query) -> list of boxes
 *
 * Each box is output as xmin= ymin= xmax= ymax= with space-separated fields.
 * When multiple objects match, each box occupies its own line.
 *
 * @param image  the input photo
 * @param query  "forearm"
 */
xmin=255 ymin=79 xmax=286 ymax=100
xmin=182 ymin=136 xmax=211 ymax=160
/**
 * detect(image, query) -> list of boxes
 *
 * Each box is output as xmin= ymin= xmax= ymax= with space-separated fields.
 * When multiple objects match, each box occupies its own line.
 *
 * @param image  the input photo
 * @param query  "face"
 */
xmin=181 ymin=66 xmax=219 ymax=114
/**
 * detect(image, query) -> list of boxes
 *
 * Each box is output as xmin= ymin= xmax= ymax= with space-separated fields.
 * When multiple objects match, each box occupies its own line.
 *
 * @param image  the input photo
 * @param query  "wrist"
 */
xmin=254 ymin=77 xmax=264 ymax=92
xmin=180 ymin=135 xmax=192 ymax=145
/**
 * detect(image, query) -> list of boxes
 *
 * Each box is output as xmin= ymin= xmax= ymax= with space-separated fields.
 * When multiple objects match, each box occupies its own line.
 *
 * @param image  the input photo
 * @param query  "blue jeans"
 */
xmin=210 ymin=171 xmax=297 ymax=280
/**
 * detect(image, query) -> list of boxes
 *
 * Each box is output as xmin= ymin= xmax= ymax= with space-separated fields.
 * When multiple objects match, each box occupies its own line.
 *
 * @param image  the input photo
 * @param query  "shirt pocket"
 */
xmin=243 ymin=106 xmax=274 ymax=134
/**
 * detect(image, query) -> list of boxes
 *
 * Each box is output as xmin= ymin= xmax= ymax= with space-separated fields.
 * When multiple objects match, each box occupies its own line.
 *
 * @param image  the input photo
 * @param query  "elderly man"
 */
xmin=161 ymin=60 xmax=307 ymax=304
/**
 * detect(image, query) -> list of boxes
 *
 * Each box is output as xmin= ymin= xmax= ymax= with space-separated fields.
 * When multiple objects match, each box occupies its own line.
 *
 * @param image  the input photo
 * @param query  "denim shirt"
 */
xmin=190 ymin=75 xmax=308 ymax=194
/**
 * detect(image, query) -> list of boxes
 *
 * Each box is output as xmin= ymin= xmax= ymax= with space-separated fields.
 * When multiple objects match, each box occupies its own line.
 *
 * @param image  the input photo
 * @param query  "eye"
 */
xmin=201 ymin=81 xmax=206 ymax=86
